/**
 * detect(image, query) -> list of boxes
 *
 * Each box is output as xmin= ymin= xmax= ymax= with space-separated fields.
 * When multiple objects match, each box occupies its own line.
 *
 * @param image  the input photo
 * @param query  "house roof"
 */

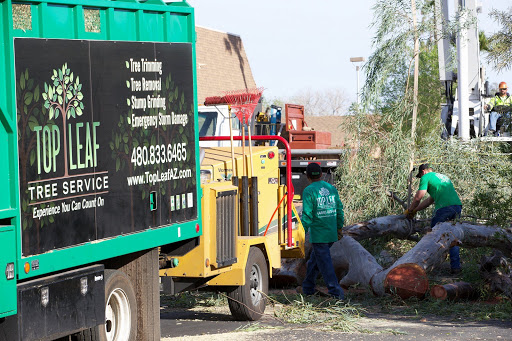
xmin=303 ymin=115 xmax=353 ymax=148
xmin=196 ymin=26 xmax=257 ymax=105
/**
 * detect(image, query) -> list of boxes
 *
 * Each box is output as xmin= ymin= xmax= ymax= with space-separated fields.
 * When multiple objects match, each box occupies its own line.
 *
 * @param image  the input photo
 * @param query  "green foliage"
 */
xmin=341 ymin=0 xmax=512 ymax=226
xmin=84 ymin=8 xmax=101 ymax=33
xmin=415 ymin=45 xmax=444 ymax=139
xmin=363 ymin=0 xmax=441 ymax=108
xmin=374 ymin=44 xmax=443 ymax=144
xmin=486 ymin=7 xmax=512 ymax=72
xmin=362 ymin=0 xmax=446 ymax=147
xmin=338 ymin=116 xmax=512 ymax=225
xmin=470 ymin=158 xmax=512 ymax=227
xmin=336 ymin=110 xmax=410 ymax=223
xmin=479 ymin=31 xmax=490 ymax=52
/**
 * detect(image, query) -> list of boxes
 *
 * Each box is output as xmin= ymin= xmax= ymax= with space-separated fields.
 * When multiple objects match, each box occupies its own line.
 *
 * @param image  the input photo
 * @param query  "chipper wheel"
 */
xmin=227 ymin=247 xmax=268 ymax=321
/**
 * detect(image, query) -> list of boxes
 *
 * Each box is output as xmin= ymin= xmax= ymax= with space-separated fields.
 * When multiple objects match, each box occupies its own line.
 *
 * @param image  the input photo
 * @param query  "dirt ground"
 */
xmin=160 ymin=288 xmax=512 ymax=341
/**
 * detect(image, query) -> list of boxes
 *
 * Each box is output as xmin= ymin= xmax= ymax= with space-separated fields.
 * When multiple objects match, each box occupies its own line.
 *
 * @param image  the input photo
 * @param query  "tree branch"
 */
xmin=385 ymin=190 xmax=407 ymax=209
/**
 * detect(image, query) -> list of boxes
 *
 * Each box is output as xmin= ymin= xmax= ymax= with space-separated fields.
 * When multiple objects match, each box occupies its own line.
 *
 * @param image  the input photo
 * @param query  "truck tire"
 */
xmin=75 ymin=269 xmax=137 ymax=341
xmin=100 ymin=270 xmax=137 ymax=341
xmin=227 ymin=247 xmax=268 ymax=321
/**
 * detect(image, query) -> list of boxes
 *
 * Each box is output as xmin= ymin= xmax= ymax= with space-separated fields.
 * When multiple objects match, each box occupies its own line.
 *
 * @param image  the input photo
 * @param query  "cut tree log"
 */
xmin=368 ymin=221 xmax=512 ymax=296
xmin=430 ymin=282 xmax=477 ymax=301
xmin=343 ymin=215 xmax=427 ymax=241
xmin=335 ymin=236 xmax=382 ymax=289
xmin=272 ymin=236 xmax=382 ymax=289
xmin=480 ymin=251 xmax=512 ymax=299
xmin=273 ymin=216 xmax=512 ymax=299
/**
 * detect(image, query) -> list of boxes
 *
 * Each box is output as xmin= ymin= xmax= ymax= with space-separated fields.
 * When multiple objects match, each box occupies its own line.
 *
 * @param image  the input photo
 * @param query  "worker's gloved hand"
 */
xmin=404 ymin=209 xmax=417 ymax=219
xmin=337 ymin=229 xmax=344 ymax=240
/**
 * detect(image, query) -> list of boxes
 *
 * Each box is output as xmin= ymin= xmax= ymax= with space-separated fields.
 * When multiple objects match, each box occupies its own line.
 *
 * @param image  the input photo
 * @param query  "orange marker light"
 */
xmin=24 ymin=262 xmax=30 ymax=274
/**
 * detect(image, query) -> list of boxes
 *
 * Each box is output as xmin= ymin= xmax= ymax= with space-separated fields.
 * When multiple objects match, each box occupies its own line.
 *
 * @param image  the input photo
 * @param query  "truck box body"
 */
xmin=0 ymin=0 xmax=201 ymax=320
xmin=287 ymin=130 xmax=332 ymax=149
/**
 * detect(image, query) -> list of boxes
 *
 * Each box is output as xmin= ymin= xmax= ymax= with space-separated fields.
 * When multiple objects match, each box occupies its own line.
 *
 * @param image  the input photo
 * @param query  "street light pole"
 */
xmin=356 ymin=64 xmax=360 ymax=104
xmin=350 ymin=57 xmax=365 ymax=105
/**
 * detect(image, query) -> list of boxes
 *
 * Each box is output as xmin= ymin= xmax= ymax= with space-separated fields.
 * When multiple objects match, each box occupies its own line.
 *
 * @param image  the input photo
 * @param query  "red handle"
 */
xmin=200 ymin=135 xmax=295 ymax=247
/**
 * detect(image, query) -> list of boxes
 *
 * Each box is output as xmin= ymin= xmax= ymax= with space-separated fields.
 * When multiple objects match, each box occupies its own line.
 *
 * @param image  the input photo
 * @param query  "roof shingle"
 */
xmin=196 ymin=26 xmax=257 ymax=105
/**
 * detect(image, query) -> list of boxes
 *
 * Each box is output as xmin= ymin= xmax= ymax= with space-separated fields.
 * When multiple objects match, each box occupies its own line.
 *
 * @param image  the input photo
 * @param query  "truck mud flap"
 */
xmin=10 ymin=265 xmax=104 ymax=341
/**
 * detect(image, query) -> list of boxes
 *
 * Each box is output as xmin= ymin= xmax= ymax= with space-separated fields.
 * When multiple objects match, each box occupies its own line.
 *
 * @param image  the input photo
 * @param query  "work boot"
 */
xmin=450 ymin=268 xmax=461 ymax=275
xmin=295 ymin=285 xmax=315 ymax=296
xmin=314 ymin=289 xmax=331 ymax=298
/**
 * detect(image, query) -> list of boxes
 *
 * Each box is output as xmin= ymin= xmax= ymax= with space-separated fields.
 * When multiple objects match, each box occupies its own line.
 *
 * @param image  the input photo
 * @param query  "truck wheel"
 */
xmin=75 ymin=270 xmax=137 ymax=341
xmin=227 ymin=247 xmax=268 ymax=321
xmin=100 ymin=270 xmax=137 ymax=341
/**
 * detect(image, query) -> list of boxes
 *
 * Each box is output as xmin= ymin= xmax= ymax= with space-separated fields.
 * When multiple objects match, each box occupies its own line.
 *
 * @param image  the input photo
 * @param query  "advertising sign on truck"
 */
xmin=16 ymin=39 xmax=198 ymax=255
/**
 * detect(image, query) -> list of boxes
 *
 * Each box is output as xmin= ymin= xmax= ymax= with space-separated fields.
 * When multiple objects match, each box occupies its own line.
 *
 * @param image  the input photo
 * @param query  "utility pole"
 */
xmin=457 ymin=0 xmax=470 ymax=140
xmin=350 ymin=57 xmax=365 ymax=105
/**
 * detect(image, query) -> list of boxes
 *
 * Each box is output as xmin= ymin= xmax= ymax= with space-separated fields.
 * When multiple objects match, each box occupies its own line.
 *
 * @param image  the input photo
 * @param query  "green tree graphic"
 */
xmin=17 ymin=68 xmax=56 ymax=253
xmin=42 ymin=63 xmax=84 ymax=176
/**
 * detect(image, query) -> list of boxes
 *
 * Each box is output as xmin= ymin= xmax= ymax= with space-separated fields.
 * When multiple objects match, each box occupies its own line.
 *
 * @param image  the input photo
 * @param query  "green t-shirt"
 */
xmin=418 ymin=172 xmax=461 ymax=210
xmin=301 ymin=180 xmax=344 ymax=243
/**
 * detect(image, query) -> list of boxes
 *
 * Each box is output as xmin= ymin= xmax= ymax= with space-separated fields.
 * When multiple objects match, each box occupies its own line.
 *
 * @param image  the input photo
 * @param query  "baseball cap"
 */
xmin=306 ymin=163 xmax=322 ymax=179
xmin=415 ymin=163 xmax=430 ymax=178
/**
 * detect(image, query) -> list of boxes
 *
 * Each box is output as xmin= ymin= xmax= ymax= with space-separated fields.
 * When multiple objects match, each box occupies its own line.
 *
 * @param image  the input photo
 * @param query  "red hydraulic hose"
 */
xmin=263 ymin=193 xmax=287 ymax=237
xmin=200 ymin=135 xmax=295 ymax=247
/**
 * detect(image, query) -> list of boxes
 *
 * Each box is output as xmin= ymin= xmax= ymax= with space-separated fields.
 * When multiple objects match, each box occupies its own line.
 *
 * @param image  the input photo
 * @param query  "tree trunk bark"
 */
xmin=369 ymin=221 xmax=512 ymax=296
xmin=273 ymin=217 xmax=512 ymax=299
xmin=335 ymin=236 xmax=383 ymax=289
xmin=430 ymin=282 xmax=476 ymax=300
xmin=480 ymin=251 xmax=512 ymax=299
xmin=344 ymin=215 xmax=427 ymax=241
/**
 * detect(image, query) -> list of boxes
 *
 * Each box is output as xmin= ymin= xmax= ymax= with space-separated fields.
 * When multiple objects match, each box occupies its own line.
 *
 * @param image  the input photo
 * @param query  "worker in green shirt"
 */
xmin=405 ymin=163 xmax=463 ymax=274
xmin=301 ymin=163 xmax=344 ymax=299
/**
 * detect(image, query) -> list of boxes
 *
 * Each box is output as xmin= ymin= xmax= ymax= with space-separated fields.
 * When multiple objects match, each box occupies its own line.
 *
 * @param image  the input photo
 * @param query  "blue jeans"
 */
xmin=431 ymin=205 xmax=462 ymax=270
xmin=302 ymin=243 xmax=344 ymax=299
xmin=489 ymin=112 xmax=501 ymax=131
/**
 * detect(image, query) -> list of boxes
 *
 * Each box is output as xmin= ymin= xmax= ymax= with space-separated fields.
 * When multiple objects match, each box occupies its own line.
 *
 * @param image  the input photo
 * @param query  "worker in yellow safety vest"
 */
xmin=485 ymin=81 xmax=512 ymax=135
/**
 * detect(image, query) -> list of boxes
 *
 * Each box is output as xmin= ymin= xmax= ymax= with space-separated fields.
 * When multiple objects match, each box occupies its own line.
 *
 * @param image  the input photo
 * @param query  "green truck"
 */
xmin=0 ymin=1 xmax=306 ymax=340
xmin=0 ymin=0 xmax=199 ymax=339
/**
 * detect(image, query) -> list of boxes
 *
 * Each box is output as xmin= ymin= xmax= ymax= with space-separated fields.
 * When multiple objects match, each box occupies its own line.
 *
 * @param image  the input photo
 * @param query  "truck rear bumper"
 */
xmin=0 ymin=264 xmax=105 ymax=341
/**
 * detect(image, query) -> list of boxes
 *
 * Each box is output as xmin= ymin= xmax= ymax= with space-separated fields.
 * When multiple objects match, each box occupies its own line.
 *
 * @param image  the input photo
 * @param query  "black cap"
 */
xmin=415 ymin=163 xmax=430 ymax=178
xmin=306 ymin=163 xmax=322 ymax=179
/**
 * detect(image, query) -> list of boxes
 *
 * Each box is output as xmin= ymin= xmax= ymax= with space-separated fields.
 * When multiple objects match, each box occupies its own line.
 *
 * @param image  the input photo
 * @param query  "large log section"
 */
xmin=273 ymin=216 xmax=512 ymax=299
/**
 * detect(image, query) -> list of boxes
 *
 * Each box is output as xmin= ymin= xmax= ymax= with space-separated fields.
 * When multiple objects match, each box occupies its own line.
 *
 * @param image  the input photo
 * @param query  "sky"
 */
xmin=188 ymin=0 xmax=512 ymax=104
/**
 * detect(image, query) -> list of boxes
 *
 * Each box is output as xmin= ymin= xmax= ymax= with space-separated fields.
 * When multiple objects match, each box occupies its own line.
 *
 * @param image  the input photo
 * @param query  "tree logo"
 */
xmin=42 ymin=63 xmax=84 ymax=176
xmin=319 ymin=187 xmax=330 ymax=197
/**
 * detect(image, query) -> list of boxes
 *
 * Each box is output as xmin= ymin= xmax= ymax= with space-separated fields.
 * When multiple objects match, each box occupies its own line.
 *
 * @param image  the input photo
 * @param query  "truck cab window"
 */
xmin=198 ymin=111 xmax=217 ymax=137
